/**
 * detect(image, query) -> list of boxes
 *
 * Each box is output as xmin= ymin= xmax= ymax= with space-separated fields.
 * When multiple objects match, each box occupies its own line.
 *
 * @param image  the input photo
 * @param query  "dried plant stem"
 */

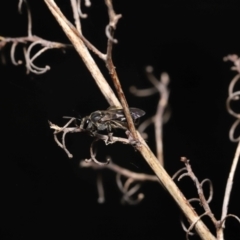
xmin=137 ymin=139 xmax=215 ymax=240
xmin=44 ymin=0 xmax=119 ymax=107
xmin=44 ymin=1 xmax=215 ymax=239
xmin=70 ymin=0 xmax=82 ymax=33
xmin=220 ymin=141 xmax=240 ymax=232
xmin=104 ymin=0 xmax=136 ymax=141
xmin=81 ymin=160 xmax=159 ymax=182
xmin=106 ymin=59 xmax=138 ymax=140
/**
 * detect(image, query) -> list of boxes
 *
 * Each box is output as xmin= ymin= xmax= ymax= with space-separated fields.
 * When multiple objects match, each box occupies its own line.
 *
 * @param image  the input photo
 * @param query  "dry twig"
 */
xmin=131 ymin=66 xmax=170 ymax=165
xmin=0 ymin=0 xmax=71 ymax=74
xmin=80 ymin=158 xmax=158 ymax=204
xmin=175 ymin=156 xmax=240 ymax=239
xmin=216 ymin=55 xmax=240 ymax=239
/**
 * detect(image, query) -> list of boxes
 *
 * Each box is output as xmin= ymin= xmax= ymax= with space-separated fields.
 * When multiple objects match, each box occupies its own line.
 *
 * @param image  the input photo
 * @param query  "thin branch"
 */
xmin=220 ymin=55 xmax=240 ymax=233
xmin=146 ymin=68 xmax=170 ymax=165
xmin=80 ymin=160 xmax=159 ymax=182
xmin=49 ymin=118 xmax=139 ymax=154
xmin=180 ymin=157 xmax=218 ymax=226
xmin=131 ymin=67 xmax=170 ymax=166
xmin=44 ymin=0 xmax=119 ymax=106
xmin=18 ymin=0 xmax=32 ymax=37
xmin=104 ymin=0 xmax=137 ymax=142
xmin=1 ymin=35 xmax=71 ymax=73
xmin=105 ymin=0 xmax=122 ymax=45
xmin=49 ymin=119 xmax=79 ymax=158
xmin=221 ymin=141 xmax=240 ymax=226
xmin=70 ymin=0 xmax=82 ymax=33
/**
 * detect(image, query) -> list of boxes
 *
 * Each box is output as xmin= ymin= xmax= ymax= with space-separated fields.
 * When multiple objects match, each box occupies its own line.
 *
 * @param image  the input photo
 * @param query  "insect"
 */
xmin=78 ymin=106 xmax=145 ymax=135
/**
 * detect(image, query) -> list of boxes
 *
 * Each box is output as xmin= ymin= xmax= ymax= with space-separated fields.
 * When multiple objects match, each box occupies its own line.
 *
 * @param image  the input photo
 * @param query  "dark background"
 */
xmin=1 ymin=0 xmax=240 ymax=239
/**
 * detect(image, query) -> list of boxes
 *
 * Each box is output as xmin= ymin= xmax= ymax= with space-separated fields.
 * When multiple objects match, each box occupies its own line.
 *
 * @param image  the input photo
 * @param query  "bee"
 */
xmin=78 ymin=106 xmax=145 ymax=135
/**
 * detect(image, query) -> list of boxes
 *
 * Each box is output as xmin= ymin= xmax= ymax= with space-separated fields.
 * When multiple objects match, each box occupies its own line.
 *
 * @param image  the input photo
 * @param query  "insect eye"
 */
xmin=83 ymin=119 xmax=90 ymax=128
xmin=80 ymin=117 xmax=91 ymax=130
xmin=91 ymin=112 xmax=102 ymax=122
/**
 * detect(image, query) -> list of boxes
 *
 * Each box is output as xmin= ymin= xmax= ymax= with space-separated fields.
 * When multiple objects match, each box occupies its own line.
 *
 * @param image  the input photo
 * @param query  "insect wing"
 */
xmin=100 ymin=108 xmax=125 ymax=122
xmin=129 ymin=108 xmax=145 ymax=120
xmin=103 ymin=107 xmax=145 ymax=122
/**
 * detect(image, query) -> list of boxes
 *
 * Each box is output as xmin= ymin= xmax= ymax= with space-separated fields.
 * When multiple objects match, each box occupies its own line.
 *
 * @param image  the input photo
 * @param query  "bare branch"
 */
xmin=1 ymin=35 xmax=71 ymax=74
xmin=102 ymin=0 xmax=138 ymax=143
xmin=80 ymin=159 xmax=156 ymax=204
xmin=180 ymin=157 xmax=218 ymax=225
xmin=44 ymin=0 xmax=119 ymax=106
xmin=70 ymin=0 xmax=82 ymax=33
xmin=80 ymin=160 xmax=159 ymax=182
xmin=18 ymin=0 xmax=32 ymax=37
xmin=221 ymin=141 xmax=240 ymax=226
xmin=105 ymin=0 xmax=122 ymax=44
xmin=131 ymin=66 xmax=170 ymax=166
xmin=220 ymin=56 xmax=240 ymax=233
xmin=49 ymin=119 xmax=80 ymax=158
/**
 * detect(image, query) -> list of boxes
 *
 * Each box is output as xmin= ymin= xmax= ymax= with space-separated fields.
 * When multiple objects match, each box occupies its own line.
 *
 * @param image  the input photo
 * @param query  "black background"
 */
xmin=1 ymin=0 xmax=240 ymax=239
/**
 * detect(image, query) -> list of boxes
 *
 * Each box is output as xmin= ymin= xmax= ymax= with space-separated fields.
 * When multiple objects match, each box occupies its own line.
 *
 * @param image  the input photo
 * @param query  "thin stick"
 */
xmin=81 ymin=160 xmax=159 ymax=182
xmin=70 ymin=0 xmax=82 ymax=33
xmin=220 ymin=141 xmax=240 ymax=225
xmin=104 ymin=0 xmax=137 ymax=140
xmin=44 ymin=0 xmax=119 ymax=107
